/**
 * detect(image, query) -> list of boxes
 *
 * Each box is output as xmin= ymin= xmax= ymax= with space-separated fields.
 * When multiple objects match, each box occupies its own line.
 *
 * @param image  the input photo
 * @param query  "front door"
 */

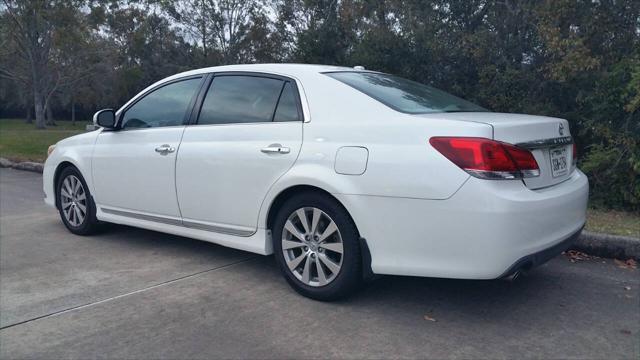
xmin=92 ymin=76 xmax=204 ymax=219
xmin=176 ymin=74 xmax=304 ymax=235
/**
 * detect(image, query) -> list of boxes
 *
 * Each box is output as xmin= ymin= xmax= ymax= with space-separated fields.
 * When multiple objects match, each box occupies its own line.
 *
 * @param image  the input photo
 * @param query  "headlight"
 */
xmin=47 ymin=144 xmax=56 ymax=157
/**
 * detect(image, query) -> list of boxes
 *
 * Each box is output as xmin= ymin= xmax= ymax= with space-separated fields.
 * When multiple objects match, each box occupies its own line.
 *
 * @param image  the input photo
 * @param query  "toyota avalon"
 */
xmin=43 ymin=64 xmax=589 ymax=300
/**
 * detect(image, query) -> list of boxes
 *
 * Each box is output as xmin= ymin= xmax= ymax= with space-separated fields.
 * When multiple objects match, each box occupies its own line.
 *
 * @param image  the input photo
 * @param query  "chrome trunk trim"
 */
xmin=515 ymin=136 xmax=573 ymax=149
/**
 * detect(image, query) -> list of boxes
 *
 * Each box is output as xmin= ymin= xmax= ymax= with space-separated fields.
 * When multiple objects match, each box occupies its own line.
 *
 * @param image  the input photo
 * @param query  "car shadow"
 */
xmin=85 ymin=222 xmax=572 ymax=323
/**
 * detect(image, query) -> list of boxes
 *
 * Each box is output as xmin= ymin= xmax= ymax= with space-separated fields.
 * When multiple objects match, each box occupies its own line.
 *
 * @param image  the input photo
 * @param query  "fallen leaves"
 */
xmin=614 ymin=259 xmax=637 ymax=270
xmin=563 ymin=250 xmax=595 ymax=262
xmin=563 ymin=251 xmax=637 ymax=271
xmin=423 ymin=314 xmax=437 ymax=322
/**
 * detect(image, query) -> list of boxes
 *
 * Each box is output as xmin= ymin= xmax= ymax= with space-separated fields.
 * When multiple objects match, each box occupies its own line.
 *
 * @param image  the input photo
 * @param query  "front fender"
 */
xmin=43 ymin=130 xmax=100 ymax=207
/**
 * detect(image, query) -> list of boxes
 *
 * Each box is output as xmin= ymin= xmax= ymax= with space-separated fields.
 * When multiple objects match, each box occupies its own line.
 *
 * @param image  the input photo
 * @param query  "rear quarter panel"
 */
xmin=288 ymin=72 xmax=491 ymax=199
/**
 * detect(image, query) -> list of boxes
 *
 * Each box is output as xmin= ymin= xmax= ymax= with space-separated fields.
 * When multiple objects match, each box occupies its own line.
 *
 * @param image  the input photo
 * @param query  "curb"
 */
xmin=1 ymin=156 xmax=638 ymax=259
xmin=0 ymin=157 xmax=43 ymax=173
xmin=572 ymin=231 xmax=640 ymax=260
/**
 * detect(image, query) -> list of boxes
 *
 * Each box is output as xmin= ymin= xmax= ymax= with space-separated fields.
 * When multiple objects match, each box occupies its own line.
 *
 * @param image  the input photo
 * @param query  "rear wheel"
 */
xmin=273 ymin=192 xmax=362 ymax=300
xmin=56 ymin=166 xmax=101 ymax=235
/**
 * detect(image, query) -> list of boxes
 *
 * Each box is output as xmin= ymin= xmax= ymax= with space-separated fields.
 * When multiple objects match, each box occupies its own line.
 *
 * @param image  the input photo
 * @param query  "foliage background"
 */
xmin=1 ymin=0 xmax=639 ymax=211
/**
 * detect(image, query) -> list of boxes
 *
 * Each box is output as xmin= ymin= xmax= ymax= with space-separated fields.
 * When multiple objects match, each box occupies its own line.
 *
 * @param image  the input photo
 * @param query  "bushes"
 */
xmin=582 ymin=141 xmax=639 ymax=211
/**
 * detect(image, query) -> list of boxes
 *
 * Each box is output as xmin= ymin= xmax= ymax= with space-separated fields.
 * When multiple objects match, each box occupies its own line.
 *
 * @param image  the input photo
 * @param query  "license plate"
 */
xmin=549 ymin=146 xmax=568 ymax=178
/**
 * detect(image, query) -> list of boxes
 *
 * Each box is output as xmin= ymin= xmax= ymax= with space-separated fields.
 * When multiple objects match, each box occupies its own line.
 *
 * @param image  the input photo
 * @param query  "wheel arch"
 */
xmin=265 ymin=185 xmax=351 ymax=232
xmin=264 ymin=184 xmax=375 ymax=280
xmin=52 ymin=160 xmax=81 ymax=209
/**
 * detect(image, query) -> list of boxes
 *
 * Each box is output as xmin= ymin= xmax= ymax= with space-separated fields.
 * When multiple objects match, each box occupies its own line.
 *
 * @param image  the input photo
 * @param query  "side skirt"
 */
xmin=97 ymin=206 xmax=273 ymax=255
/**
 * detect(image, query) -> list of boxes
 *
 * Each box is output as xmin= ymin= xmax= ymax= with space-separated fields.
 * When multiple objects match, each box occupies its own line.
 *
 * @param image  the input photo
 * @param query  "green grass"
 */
xmin=0 ymin=118 xmax=89 ymax=162
xmin=586 ymin=208 xmax=640 ymax=238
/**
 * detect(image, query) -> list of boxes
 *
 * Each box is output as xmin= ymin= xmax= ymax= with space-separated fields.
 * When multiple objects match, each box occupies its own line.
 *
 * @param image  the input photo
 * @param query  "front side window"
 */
xmin=325 ymin=72 xmax=487 ymax=114
xmin=121 ymin=77 xmax=202 ymax=129
xmin=198 ymin=75 xmax=286 ymax=125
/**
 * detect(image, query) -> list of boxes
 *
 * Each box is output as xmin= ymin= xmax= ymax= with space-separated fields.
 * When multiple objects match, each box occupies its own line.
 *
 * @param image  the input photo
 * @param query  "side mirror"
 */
xmin=93 ymin=109 xmax=116 ymax=129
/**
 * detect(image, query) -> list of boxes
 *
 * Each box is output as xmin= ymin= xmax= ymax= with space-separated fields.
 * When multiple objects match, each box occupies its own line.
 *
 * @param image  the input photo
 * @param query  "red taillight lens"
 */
xmin=572 ymin=143 xmax=578 ymax=166
xmin=429 ymin=137 xmax=540 ymax=180
xmin=501 ymin=142 xmax=540 ymax=176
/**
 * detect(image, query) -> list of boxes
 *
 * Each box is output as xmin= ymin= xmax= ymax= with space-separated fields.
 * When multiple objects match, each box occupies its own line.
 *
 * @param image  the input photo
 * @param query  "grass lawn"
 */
xmin=586 ymin=208 xmax=639 ymax=238
xmin=0 ymin=118 xmax=89 ymax=162
xmin=1 ymin=117 xmax=638 ymax=238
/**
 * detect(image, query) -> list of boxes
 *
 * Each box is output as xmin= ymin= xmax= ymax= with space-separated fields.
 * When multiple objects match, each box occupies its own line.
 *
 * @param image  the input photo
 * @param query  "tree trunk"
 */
xmin=34 ymin=90 xmax=46 ymax=129
xmin=26 ymin=105 xmax=33 ymax=124
xmin=71 ymin=98 xmax=76 ymax=125
xmin=45 ymin=101 xmax=56 ymax=126
xmin=201 ymin=0 xmax=207 ymax=61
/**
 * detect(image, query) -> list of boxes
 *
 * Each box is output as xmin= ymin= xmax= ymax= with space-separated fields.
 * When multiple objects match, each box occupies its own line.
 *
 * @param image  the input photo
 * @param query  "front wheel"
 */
xmin=56 ymin=166 xmax=101 ymax=235
xmin=272 ymin=192 xmax=362 ymax=300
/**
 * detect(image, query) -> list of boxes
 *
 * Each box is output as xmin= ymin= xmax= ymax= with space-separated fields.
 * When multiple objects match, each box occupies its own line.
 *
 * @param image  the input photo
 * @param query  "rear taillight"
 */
xmin=429 ymin=137 xmax=540 ymax=180
xmin=572 ymin=143 xmax=578 ymax=166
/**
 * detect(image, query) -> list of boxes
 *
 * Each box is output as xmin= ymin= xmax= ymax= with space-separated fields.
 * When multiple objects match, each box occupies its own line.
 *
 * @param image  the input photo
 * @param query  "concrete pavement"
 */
xmin=1 ymin=168 xmax=638 ymax=359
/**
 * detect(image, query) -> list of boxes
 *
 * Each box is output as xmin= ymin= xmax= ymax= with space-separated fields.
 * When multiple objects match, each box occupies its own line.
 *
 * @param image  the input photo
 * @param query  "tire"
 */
xmin=272 ymin=192 xmax=362 ymax=301
xmin=56 ymin=166 xmax=101 ymax=235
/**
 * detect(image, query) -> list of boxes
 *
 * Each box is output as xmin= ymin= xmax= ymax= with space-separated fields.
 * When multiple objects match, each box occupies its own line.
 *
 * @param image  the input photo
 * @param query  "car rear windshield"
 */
xmin=325 ymin=71 xmax=487 ymax=114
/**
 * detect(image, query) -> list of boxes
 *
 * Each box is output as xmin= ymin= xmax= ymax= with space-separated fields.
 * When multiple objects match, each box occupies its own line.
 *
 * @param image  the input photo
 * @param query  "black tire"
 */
xmin=272 ymin=192 xmax=362 ymax=301
xmin=56 ymin=166 xmax=101 ymax=235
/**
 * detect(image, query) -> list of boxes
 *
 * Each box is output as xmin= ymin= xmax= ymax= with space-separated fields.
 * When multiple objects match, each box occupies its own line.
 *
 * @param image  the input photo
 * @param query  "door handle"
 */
xmin=261 ymin=144 xmax=290 ymax=154
xmin=155 ymin=144 xmax=175 ymax=154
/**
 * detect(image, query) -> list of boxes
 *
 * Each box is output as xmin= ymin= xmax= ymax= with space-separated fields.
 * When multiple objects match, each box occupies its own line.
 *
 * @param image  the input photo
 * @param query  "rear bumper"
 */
xmin=335 ymin=169 xmax=589 ymax=279
xmin=499 ymin=225 xmax=583 ymax=278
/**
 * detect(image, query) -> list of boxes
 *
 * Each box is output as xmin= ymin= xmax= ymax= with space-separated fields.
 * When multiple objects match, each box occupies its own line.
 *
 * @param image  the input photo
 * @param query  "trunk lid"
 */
xmin=418 ymin=112 xmax=574 ymax=189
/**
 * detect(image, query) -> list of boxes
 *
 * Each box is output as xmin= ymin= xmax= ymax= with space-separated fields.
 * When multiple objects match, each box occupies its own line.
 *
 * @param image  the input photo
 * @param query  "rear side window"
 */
xmin=121 ymin=77 xmax=202 ymax=129
xmin=325 ymin=72 xmax=487 ymax=114
xmin=198 ymin=76 xmax=284 ymax=125
xmin=273 ymin=82 xmax=301 ymax=122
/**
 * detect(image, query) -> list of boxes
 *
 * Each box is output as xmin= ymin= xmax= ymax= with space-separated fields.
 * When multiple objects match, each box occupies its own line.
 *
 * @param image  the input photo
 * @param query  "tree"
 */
xmin=159 ymin=0 xmax=218 ymax=64
xmin=0 ymin=0 xmax=93 ymax=129
xmin=279 ymin=0 xmax=350 ymax=64
xmin=161 ymin=0 xmax=275 ymax=64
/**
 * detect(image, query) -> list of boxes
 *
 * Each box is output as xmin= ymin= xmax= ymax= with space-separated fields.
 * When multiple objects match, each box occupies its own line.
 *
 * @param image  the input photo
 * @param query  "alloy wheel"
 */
xmin=60 ymin=175 xmax=87 ymax=227
xmin=281 ymin=207 xmax=344 ymax=287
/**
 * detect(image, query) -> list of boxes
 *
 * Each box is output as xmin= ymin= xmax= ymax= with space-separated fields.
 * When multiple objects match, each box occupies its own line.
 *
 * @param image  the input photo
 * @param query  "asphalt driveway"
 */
xmin=0 ymin=168 xmax=638 ymax=359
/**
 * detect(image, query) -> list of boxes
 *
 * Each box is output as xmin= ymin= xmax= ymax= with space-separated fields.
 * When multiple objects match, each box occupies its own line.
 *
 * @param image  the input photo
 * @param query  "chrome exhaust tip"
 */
xmin=504 ymin=270 xmax=521 ymax=282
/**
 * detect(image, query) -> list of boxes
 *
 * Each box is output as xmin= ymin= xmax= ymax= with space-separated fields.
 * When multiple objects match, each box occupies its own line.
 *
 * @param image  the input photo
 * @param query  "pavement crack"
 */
xmin=0 ymin=256 xmax=258 ymax=331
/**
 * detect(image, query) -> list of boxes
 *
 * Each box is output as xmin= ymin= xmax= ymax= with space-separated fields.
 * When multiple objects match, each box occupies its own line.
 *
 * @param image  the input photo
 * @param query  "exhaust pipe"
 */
xmin=504 ymin=270 xmax=521 ymax=282
xmin=502 ymin=261 xmax=532 ymax=282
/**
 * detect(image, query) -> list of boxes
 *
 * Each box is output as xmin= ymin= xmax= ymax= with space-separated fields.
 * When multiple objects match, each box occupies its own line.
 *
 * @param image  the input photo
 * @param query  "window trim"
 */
xmin=191 ymin=71 xmax=305 ymax=126
xmin=270 ymin=82 xmax=287 ymax=122
xmin=117 ymin=75 xmax=206 ymax=130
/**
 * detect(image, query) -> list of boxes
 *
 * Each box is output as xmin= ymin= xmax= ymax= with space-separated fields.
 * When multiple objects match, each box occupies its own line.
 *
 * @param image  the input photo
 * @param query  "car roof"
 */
xmin=171 ymin=63 xmax=355 ymax=80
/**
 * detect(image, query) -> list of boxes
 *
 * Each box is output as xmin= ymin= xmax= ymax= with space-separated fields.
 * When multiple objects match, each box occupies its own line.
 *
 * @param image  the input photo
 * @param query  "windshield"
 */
xmin=325 ymin=71 xmax=487 ymax=114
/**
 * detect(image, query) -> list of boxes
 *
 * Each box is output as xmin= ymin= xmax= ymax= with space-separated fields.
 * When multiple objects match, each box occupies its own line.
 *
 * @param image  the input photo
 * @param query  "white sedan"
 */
xmin=44 ymin=64 xmax=589 ymax=300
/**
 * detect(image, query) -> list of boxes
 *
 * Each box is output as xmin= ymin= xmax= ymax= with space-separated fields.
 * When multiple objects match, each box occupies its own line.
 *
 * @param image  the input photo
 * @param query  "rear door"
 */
xmin=176 ymin=73 xmax=303 ymax=235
